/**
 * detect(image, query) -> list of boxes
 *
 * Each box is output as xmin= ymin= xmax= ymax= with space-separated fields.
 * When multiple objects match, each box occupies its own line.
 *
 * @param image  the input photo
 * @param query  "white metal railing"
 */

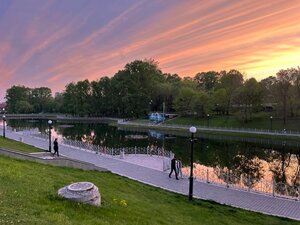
xmin=189 ymin=167 xmax=300 ymax=200
xmin=28 ymin=131 xmax=171 ymax=158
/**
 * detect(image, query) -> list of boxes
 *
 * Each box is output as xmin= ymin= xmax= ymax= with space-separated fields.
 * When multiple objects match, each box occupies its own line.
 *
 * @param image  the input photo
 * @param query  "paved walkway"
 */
xmin=3 ymin=129 xmax=300 ymax=221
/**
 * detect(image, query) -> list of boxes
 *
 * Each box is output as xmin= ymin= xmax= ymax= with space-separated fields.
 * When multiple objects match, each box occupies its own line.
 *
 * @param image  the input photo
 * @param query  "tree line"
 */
xmin=5 ymin=59 xmax=300 ymax=124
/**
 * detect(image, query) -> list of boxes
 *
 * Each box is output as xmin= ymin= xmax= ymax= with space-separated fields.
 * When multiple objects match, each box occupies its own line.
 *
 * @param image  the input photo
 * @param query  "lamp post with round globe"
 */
xmin=2 ymin=115 xmax=6 ymax=138
xmin=270 ymin=116 xmax=273 ymax=131
xmin=48 ymin=120 xmax=53 ymax=152
xmin=207 ymin=114 xmax=210 ymax=127
xmin=188 ymin=126 xmax=197 ymax=200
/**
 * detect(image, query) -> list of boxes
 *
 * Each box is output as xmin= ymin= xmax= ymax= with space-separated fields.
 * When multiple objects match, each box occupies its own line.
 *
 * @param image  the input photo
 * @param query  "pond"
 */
xmin=6 ymin=119 xmax=300 ymax=192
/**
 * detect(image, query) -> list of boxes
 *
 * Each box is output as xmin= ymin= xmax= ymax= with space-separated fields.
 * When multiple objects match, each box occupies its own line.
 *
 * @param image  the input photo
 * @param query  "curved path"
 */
xmin=2 ymin=129 xmax=300 ymax=221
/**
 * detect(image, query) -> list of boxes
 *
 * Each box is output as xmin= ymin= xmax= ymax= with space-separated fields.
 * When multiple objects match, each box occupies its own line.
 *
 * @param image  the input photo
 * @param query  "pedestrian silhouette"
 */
xmin=169 ymin=156 xmax=178 ymax=180
xmin=53 ymin=138 xmax=59 ymax=157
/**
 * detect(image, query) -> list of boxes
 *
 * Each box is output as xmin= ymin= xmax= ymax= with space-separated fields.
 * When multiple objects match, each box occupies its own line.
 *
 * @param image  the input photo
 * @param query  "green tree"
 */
xmin=62 ymin=82 xmax=78 ymax=115
xmin=62 ymin=80 xmax=92 ymax=116
xmin=90 ymin=77 xmax=113 ymax=116
xmin=174 ymin=87 xmax=196 ymax=116
xmin=211 ymin=88 xmax=228 ymax=115
xmin=53 ymin=92 xmax=64 ymax=113
xmin=5 ymin=85 xmax=31 ymax=113
xmin=275 ymin=69 xmax=294 ymax=125
xmin=234 ymin=78 xmax=263 ymax=121
xmin=14 ymin=100 xmax=33 ymax=113
xmin=218 ymin=70 xmax=244 ymax=115
xmin=260 ymin=76 xmax=277 ymax=111
xmin=30 ymin=87 xmax=53 ymax=113
xmin=76 ymin=80 xmax=92 ymax=116
xmin=191 ymin=91 xmax=210 ymax=117
xmin=111 ymin=59 xmax=164 ymax=118
xmin=194 ymin=71 xmax=220 ymax=92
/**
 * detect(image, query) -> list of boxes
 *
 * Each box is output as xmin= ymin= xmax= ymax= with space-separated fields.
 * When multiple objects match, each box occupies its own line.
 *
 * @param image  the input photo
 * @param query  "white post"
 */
xmin=206 ymin=169 xmax=209 ymax=183
xmin=272 ymin=177 xmax=275 ymax=197
xmin=248 ymin=175 xmax=251 ymax=192
xmin=162 ymin=101 xmax=165 ymax=123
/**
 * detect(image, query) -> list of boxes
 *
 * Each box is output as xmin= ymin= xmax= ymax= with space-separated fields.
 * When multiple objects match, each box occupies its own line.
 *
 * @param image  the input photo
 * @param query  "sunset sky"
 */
xmin=1 ymin=0 xmax=300 ymax=100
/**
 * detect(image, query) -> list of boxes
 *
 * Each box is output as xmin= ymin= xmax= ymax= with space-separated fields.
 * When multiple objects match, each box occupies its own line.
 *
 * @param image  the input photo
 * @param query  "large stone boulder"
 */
xmin=58 ymin=182 xmax=101 ymax=206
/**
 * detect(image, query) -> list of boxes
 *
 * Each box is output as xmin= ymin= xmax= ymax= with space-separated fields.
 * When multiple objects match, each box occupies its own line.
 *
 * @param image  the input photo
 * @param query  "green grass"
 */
xmin=0 ymin=136 xmax=43 ymax=153
xmin=164 ymin=113 xmax=300 ymax=131
xmin=0 ymin=156 xmax=299 ymax=225
xmin=0 ymin=136 xmax=299 ymax=225
xmin=117 ymin=121 xmax=300 ymax=141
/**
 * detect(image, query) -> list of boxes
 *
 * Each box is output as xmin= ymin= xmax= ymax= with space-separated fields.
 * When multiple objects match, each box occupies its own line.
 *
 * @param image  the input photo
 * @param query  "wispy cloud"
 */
xmin=0 ymin=0 xmax=300 ymax=100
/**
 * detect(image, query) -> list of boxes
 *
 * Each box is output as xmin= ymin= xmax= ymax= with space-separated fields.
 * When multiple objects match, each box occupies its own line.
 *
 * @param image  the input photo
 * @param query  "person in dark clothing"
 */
xmin=53 ymin=138 xmax=59 ymax=157
xmin=169 ymin=156 xmax=178 ymax=180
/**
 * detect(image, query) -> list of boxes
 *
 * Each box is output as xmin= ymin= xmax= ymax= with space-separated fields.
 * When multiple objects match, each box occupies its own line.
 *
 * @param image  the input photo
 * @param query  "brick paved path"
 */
xmin=3 ymin=129 xmax=300 ymax=221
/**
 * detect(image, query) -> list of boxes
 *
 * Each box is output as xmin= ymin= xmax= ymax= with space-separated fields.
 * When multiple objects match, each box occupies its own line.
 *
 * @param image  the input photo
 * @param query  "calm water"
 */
xmin=7 ymin=119 xmax=300 ymax=187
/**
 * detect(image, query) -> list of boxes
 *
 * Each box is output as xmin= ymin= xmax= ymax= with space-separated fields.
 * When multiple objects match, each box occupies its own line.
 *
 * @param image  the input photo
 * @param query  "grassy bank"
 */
xmin=0 ymin=136 xmax=43 ymax=153
xmin=0 ymin=138 xmax=298 ymax=225
xmin=164 ymin=113 xmax=300 ymax=131
xmin=116 ymin=122 xmax=300 ymax=141
xmin=0 ymin=155 xmax=299 ymax=225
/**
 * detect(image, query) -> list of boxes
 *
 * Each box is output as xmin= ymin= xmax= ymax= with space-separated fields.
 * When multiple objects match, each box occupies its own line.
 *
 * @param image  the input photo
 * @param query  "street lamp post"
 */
xmin=48 ymin=120 xmax=53 ymax=152
xmin=149 ymin=100 xmax=153 ymax=112
xmin=189 ymin=126 xmax=197 ymax=200
xmin=162 ymin=101 xmax=165 ymax=123
xmin=2 ymin=115 xmax=6 ymax=138
xmin=270 ymin=116 xmax=273 ymax=131
xmin=207 ymin=114 xmax=210 ymax=127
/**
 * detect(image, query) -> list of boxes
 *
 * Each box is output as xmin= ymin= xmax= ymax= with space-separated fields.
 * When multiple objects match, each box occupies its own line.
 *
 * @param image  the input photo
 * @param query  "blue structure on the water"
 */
xmin=149 ymin=112 xmax=165 ymax=122
xmin=149 ymin=130 xmax=165 ymax=140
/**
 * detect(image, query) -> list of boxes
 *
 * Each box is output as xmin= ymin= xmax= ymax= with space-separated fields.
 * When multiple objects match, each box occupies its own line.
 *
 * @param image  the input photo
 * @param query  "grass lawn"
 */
xmin=0 ymin=136 xmax=43 ymax=153
xmin=0 ymin=142 xmax=299 ymax=224
xmin=164 ymin=113 xmax=300 ymax=132
xmin=120 ymin=120 xmax=300 ymax=141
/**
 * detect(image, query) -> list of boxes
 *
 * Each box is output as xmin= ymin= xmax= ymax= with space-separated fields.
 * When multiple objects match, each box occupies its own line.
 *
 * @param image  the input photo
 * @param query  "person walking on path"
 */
xmin=177 ymin=158 xmax=182 ymax=179
xmin=53 ymin=138 xmax=59 ymax=157
xmin=169 ymin=156 xmax=179 ymax=180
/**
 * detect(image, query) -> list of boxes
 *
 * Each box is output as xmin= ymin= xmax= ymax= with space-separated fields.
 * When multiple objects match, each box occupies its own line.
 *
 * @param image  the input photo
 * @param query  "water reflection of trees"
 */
xmin=8 ymin=119 xmax=48 ymax=132
xmin=267 ymin=145 xmax=300 ymax=187
xmin=207 ymin=141 xmax=265 ymax=188
xmin=59 ymin=123 xmax=153 ymax=148
xmin=198 ymin=140 xmax=300 ymax=196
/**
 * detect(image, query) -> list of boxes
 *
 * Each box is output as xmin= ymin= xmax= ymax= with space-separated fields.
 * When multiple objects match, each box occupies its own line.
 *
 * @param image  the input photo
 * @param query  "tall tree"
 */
xmin=30 ymin=87 xmax=53 ymax=113
xmin=5 ymin=85 xmax=32 ymax=113
xmin=63 ymin=83 xmax=78 ymax=115
xmin=174 ymin=87 xmax=196 ymax=116
xmin=62 ymin=80 xmax=92 ymax=116
xmin=111 ymin=59 xmax=164 ymax=117
xmin=234 ymin=78 xmax=263 ymax=121
xmin=211 ymin=88 xmax=228 ymax=115
xmin=191 ymin=90 xmax=210 ymax=117
xmin=218 ymin=69 xmax=244 ymax=115
xmin=90 ymin=77 xmax=113 ymax=116
xmin=260 ymin=76 xmax=277 ymax=110
xmin=293 ymin=67 xmax=300 ymax=96
xmin=76 ymin=80 xmax=92 ymax=116
xmin=275 ymin=69 xmax=294 ymax=125
xmin=194 ymin=71 xmax=220 ymax=92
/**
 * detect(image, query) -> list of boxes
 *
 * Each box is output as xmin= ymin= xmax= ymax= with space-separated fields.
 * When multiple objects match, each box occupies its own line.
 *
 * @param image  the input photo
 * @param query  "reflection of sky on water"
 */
xmin=50 ymin=128 xmax=64 ymax=143
xmin=182 ymin=153 xmax=300 ymax=194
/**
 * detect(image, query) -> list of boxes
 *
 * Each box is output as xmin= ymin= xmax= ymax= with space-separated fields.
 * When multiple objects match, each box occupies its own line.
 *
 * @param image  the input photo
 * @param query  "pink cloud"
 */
xmin=1 ymin=0 xmax=300 ymax=101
